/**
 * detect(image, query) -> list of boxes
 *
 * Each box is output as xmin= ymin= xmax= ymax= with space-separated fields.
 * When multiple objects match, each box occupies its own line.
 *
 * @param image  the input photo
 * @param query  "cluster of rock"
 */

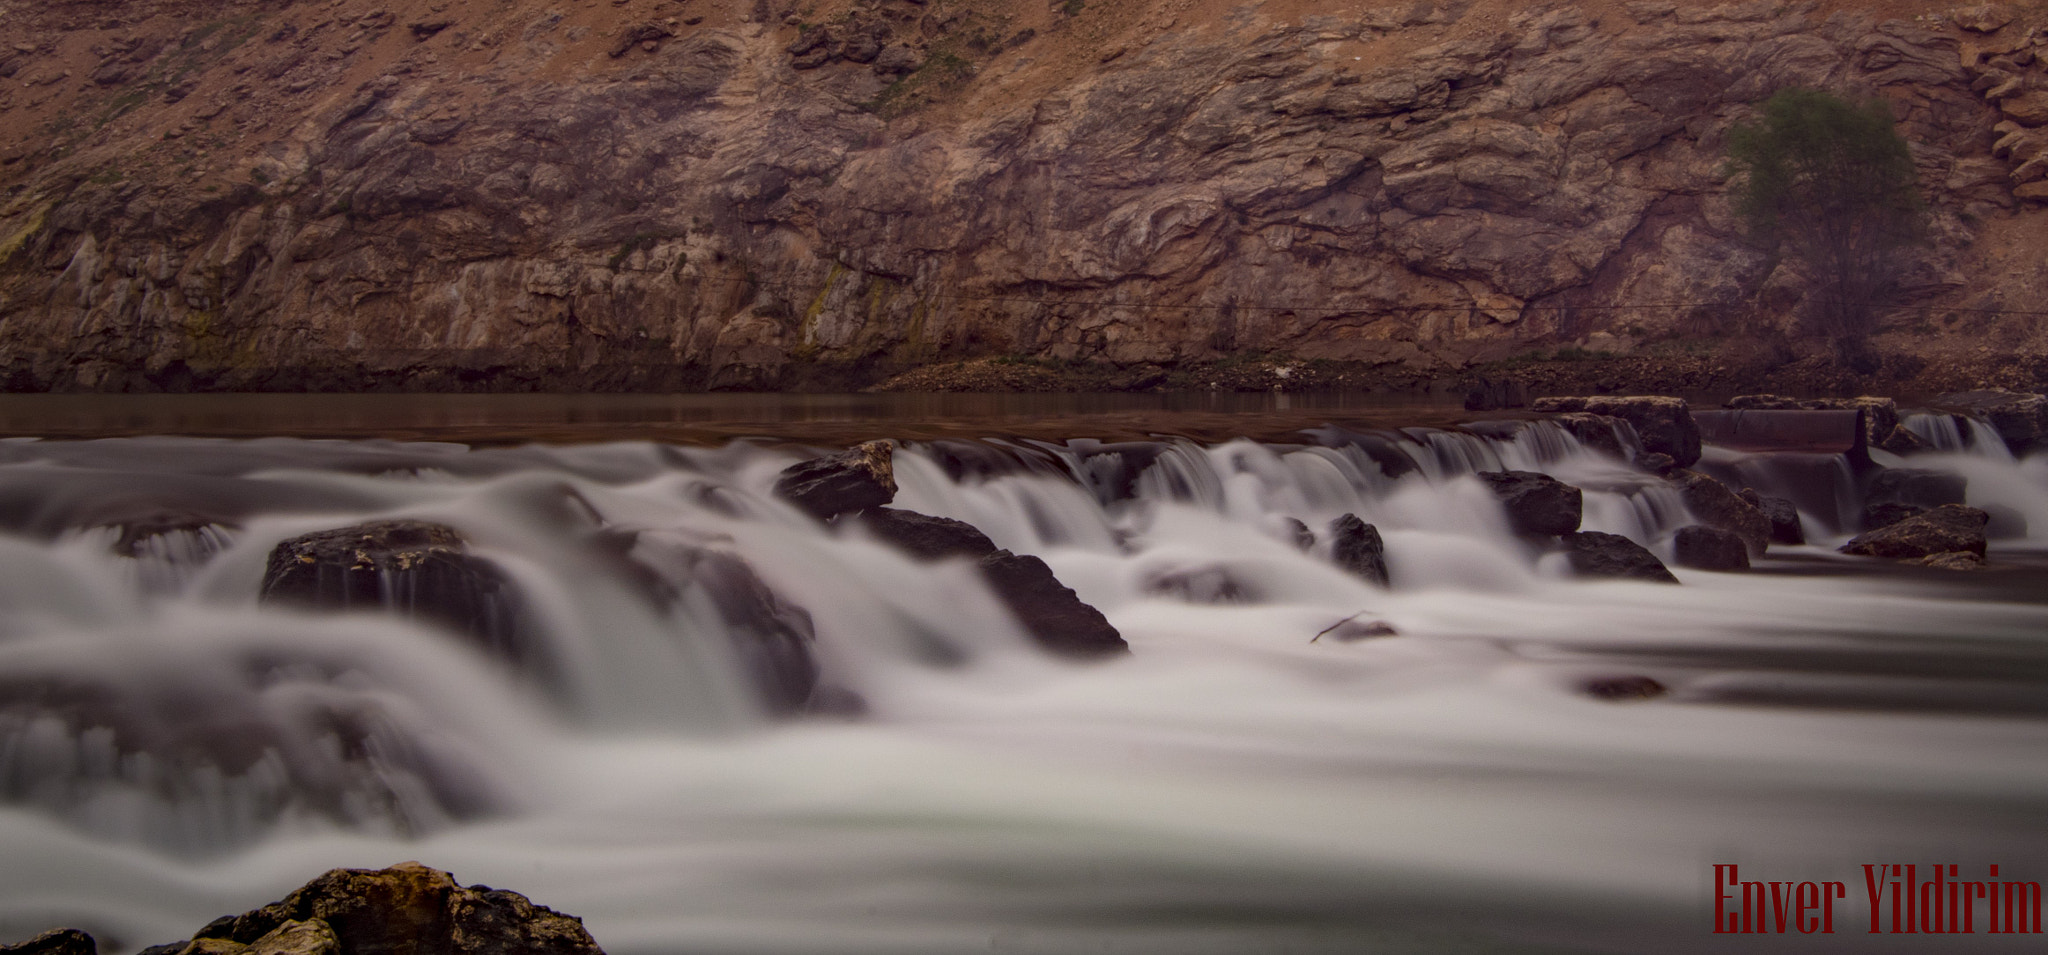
xmin=0 ymin=863 xmax=603 ymax=955
xmin=773 ymin=440 xmax=1127 ymax=657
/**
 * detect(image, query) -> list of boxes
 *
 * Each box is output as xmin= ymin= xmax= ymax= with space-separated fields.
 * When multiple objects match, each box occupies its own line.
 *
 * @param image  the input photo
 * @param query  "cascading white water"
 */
xmin=0 ymin=422 xmax=2045 ymax=954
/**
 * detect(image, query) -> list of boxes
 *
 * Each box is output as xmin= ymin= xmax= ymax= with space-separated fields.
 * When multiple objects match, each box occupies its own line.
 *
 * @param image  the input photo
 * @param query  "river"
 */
xmin=0 ymin=395 xmax=2041 ymax=954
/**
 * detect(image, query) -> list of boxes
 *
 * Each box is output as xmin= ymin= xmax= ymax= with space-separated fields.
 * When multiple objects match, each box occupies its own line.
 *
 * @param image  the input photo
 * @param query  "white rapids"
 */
xmin=0 ymin=417 xmax=2043 ymax=954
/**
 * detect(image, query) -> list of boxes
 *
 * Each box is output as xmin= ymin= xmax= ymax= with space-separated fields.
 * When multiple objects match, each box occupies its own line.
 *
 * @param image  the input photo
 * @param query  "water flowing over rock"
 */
xmin=977 ymin=551 xmax=1128 ymax=658
xmin=1933 ymin=392 xmax=2048 ymax=455
xmin=1562 ymin=531 xmax=1678 ymax=584
xmin=618 ymin=533 xmax=821 ymax=715
xmin=1841 ymin=504 xmax=1991 ymax=559
xmin=1672 ymin=524 xmax=1750 ymax=571
xmin=772 ymin=442 xmax=897 ymax=520
xmin=1326 ymin=514 xmax=1390 ymax=587
xmin=261 ymin=520 xmax=530 ymax=669
xmin=845 ymin=507 xmax=1126 ymax=657
xmin=1670 ymin=470 xmax=1770 ymax=556
xmin=1549 ymin=413 xmax=1630 ymax=459
xmin=138 ymin=862 xmax=603 ymax=955
xmin=1531 ymin=398 xmax=1700 ymax=468
xmin=1724 ymin=395 xmax=1915 ymax=454
xmin=1474 ymin=470 xmax=1582 ymax=537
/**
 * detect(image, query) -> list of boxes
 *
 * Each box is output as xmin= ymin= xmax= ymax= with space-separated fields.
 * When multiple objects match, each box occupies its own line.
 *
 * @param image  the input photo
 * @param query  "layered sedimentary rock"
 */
xmin=2 ymin=1 xmax=2046 ymax=390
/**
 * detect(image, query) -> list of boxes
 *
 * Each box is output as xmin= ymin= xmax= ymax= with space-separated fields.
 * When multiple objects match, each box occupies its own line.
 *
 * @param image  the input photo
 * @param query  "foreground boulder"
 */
xmin=1474 ymin=471 xmax=1582 ymax=537
xmin=0 ymin=930 xmax=93 ymax=955
xmin=1670 ymin=470 xmax=1770 ymax=557
xmin=1840 ymin=504 xmax=1990 ymax=560
xmin=130 ymin=862 xmax=603 ymax=955
xmin=772 ymin=441 xmax=897 ymax=519
xmin=1327 ymin=514 xmax=1390 ymax=587
xmin=262 ymin=520 xmax=528 ymax=667
xmin=1861 ymin=501 xmax=1926 ymax=531
xmin=1562 ymin=532 xmax=1678 ymax=584
xmin=1672 ymin=525 xmax=1750 ymax=571
xmin=1530 ymin=396 xmax=1700 ymax=468
xmin=848 ymin=508 xmax=1126 ymax=657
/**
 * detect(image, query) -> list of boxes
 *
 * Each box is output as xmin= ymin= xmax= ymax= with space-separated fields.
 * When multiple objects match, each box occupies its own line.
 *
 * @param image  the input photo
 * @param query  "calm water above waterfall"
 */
xmin=0 ymin=398 xmax=2044 ymax=954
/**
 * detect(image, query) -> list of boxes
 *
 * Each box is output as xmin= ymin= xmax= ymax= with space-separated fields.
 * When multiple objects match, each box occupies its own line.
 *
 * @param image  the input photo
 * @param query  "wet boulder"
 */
xmin=1562 ymin=531 xmax=1678 ymax=583
xmin=1531 ymin=396 xmax=1700 ymax=467
xmin=1739 ymin=489 xmax=1804 ymax=545
xmin=1581 ymin=675 xmax=1668 ymax=701
xmin=979 ymin=550 xmax=1128 ymax=657
xmin=1841 ymin=504 xmax=1990 ymax=560
xmin=1140 ymin=565 xmax=1254 ymax=604
xmin=843 ymin=507 xmax=995 ymax=560
xmin=772 ymin=441 xmax=897 ymax=520
xmin=1327 ymin=513 xmax=1390 ymax=586
xmin=845 ymin=508 xmax=1126 ymax=657
xmin=1474 ymin=471 xmax=1582 ymax=537
xmin=1672 ymin=525 xmax=1750 ymax=571
xmin=162 ymin=863 xmax=602 ymax=955
xmin=261 ymin=521 xmax=529 ymax=668
xmin=1670 ymin=470 xmax=1769 ymax=557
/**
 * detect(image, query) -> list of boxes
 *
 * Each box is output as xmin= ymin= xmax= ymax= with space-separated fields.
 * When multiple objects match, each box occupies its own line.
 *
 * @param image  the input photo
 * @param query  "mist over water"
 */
xmin=0 ymin=413 xmax=2043 ymax=954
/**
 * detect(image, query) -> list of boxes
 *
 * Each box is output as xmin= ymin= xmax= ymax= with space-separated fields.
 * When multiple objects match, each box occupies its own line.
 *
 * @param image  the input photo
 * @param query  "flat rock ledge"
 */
xmin=1 ymin=863 xmax=602 ymax=955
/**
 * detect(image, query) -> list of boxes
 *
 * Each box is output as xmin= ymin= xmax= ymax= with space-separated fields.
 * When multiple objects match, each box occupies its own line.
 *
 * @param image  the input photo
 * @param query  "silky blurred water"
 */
xmin=0 ymin=408 xmax=2041 ymax=954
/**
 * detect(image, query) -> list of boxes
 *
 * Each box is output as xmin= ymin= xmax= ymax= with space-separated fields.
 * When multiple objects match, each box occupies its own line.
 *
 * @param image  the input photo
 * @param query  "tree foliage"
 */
xmin=1725 ymin=88 xmax=1927 ymax=364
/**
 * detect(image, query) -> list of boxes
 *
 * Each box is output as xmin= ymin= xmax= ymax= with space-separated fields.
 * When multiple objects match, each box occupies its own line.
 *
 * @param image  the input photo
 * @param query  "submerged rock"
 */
xmin=1327 ymin=513 xmax=1390 ymax=586
xmin=133 ymin=862 xmax=604 ymax=955
xmin=1581 ymin=676 xmax=1668 ymax=701
xmin=615 ymin=531 xmax=820 ymax=715
xmin=1550 ymin=412 xmax=1629 ymax=459
xmin=1562 ymin=531 xmax=1678 ymax=584
xmin=1531 ymin=397 xmax=1700 ymax=468
xmin=1670 ymin=470 xmax=1769 ymax=557
xmin=1672 ymin=524 xmax=1750 ymax=571
xmin=772 ymin=441 xmax=897 ymax=519
xmin=1841 ymin=504 xmax=1990 ymax=559
xmin=260 ymin=520 xmax=529 ymax=667
xmin=1474 ymin=470 xmax=1582 ymax=537
xmin=844 ymin=507 xmax=996 ymax=560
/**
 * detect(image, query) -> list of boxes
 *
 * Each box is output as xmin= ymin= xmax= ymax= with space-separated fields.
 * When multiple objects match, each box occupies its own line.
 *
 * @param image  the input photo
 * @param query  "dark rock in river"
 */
xmin=846 ymin=507 xmax=1126 ymax=657
xmin=1865 ymin=468 xmax=1968 ymax=509
xmin=1474 ymin=470 xmax=1582 ymax=537
xmin=1739 ymin=489 xmax=1804 ymax=545
xmin=161 ymin=862 xmax=603 ymax=955
xmin=1632 ymin=451 xmax=1677 ymax=476
xmin=1582 ymin=676 xmax=1668 ymax=701
xmin=1861 ymin=501 xmax=1926 ymax=531
xmin=1282 ymin=517 xmax=1314 ymax=551
xmin=1672 ymin=524 xmax=1750 ymax=571
xmin=1841 ymin=504 xmax=1990 ymax=559
xmin=1671 ymin=470 xmax=1769 ymax=557
xmin=1531 ymin=396 xmax=1700 ymax=468
xmin=1327 ymin=513 xmax=1390 ymax=587
xmin=979 ymin=550 xmax=1128 ymax=657
xmin=0 ymin=930 xmax=95 ymax=955
xmin=772 ymin=441 xmax=897 ymax=519
xmin=1562 ymin=532 xmax=1678 ymax=584
xmin=261 ymin=520 xmax=529 ymax=667
xmin=1909 ymin=551 xmax=1986 ymax=571
xmin=1141 ymin=564 xmax=1254 ymax=604
xmin=614 ymin=531 xmax=819 ymax=715
xmin=844 ymin=507 xmax=996 ymax=560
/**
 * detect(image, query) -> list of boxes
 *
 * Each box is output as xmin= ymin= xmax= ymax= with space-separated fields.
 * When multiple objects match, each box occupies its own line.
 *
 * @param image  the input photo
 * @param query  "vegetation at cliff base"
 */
xmin=1725 ymin=88 xmax=1928 ymax=369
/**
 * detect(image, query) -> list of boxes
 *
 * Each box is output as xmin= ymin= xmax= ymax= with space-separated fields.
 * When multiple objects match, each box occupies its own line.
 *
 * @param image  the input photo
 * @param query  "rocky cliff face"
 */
xmin=2 ymin=0 xmax=2046 ymax=391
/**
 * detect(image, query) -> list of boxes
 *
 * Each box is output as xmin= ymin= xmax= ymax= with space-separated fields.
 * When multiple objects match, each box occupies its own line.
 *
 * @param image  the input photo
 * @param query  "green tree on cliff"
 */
xmin=1725 ymin=88 xmax=1927 ymax=369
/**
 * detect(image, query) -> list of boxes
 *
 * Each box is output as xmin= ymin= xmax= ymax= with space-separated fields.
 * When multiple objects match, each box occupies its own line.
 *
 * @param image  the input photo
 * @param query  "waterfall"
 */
xmin=0 ymin=417 xmax=2044 ymax=953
